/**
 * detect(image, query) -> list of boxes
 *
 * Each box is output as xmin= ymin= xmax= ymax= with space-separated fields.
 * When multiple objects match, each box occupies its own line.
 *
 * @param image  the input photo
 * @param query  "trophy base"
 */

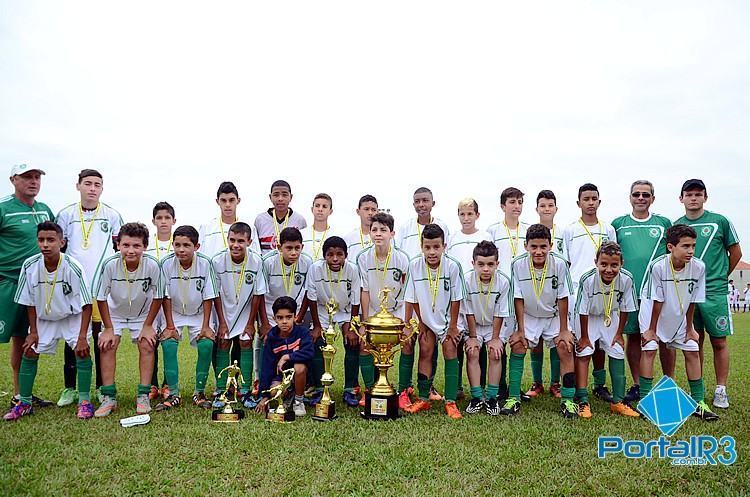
xmin=212 ymin=408 xmax=245 ymax=423
xmin=312 ymin=400 xmax=337 ymax=422
xmin=360 ymin=392 xmax=399 ymax=420
xmin=266 ymin=408 xmax=296 ymax=423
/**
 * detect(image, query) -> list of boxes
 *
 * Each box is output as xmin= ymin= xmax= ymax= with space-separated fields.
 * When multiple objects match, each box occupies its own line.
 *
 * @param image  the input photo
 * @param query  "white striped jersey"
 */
xmin=198 ymin=217 xmax=261 ymax=258
xmin=548 ymin=224 xmax=565 ymax=256
xmin=93 ymin=253 xmax=163 ymax=327
xmin=144 ymin=234 xmax=174 ymax=263
xmin=300 ymin=226 xmax=336 ymax=262
xmin=161 ymin=253 xmax=218 ymax=328
xmin=405 ymin=254 xmax=465 ymax=333
xmin=253 ymin=209 xmax=308 ymax=255
xmin=306 ymin=259 xmax=361 ymax=328
xmin=343 ymin=228 xmax=373 ymax=264
xmin=574 ymin=268 xmax=637 ymax=318
xmin=511 ymin=252 xmax=572 ymax=318
xmin=462 ymin=269 xmax=512 ymax=326
xmin=561 ymin=219 xmax=617 ymax=293
xmin=447 ymin=229 xmax=492 ymax=276
xmin=356 ymin=245 xmax=410 ymax=319
xmin=262 ymin=251 xmax=313 ymax=326
xmin=212 ymin=248 xmax=267 ymax=334
xmin=486 ymin=221 xmax=531 ymax=276
xmin=396 ymin=217 xmax=451 ymax=260
xmin=15 ymin=254 xmax=92 ymax=320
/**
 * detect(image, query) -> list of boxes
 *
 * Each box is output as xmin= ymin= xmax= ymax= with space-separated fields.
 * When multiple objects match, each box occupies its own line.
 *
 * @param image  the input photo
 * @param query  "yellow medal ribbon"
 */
xmin=231 ymin=253 xmax=247 ymax=303
xmin=416 ymin=217 xmax=433 ymax=242
xmin=326 ymin=264 xmax=342 ymax=304
xmin=121 ymin=256 xmax=141 ymax=311
xmin=177 ymin=255 xmax=194 ymax=314
xmin=599 ymin=273 xmax=617 ymax=327
xmin=669 ymin=256 xmax=686 ymax=315
xmin=359 ymin=228 xmax=372 ymax=249
xmin=219 ymin=212 xmax=238 ymax=249
xmin=579 ymin=219 xmax=603 ymax=251
xmin=503 ymin=221 xmax=520 ymax=258
xmin=280 ymin=258 xmax=297 ymax=296
xmin=375 ymin=245 xmax=393 ymax=288
xmin=77 ymin=202 xmax=101 ymax=250
xmin=426 ymin=258 xmax=442 ymax=312
xmin=477 ymin=271 xmax=496 ymax=322
xmin=43 ymin=256 xmax=63 ymax=315
xmin=529 ymin=255 xmax=549 ymax=301
xmin=273 ymin=211 xmax=290 ymax=248
xmin=154 ymin=235 xmax=173 ymax=262
xmin=311 ymin=226 xmax=329 ymax=260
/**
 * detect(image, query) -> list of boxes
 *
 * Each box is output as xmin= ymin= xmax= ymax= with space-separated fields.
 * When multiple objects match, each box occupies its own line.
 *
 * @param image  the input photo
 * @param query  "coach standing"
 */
xmin=0 ymin=164 xmax=55 ymax=406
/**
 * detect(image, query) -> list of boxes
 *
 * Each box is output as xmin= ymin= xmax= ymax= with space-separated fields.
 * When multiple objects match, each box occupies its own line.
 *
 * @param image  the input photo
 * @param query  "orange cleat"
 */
xmin=611 ymin=402 xmax=640 ymax=418
xmin=578 ymin=402 xmax=592 ymax=419
xmin=398 ymin=387 xmax=414 ymax=410
xmin=429 ymin=386 xmax=444 ymax=401
xmin=404 ymin=398 xmax=431 ymax=414
xmin=524 ymin=382 xmax=544 ymax=398
xmin=445 ymin=401 xmax=463 ymax=420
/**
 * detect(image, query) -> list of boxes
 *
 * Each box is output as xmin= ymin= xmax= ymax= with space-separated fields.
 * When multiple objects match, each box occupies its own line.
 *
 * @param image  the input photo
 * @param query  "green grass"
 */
xmin=2 ymin=316 xmax=749 ymax=496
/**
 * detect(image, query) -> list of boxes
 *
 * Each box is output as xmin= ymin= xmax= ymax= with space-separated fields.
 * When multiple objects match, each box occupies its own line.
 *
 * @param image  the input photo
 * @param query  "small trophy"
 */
xmin=265 ymin=368 xmax=296 ymax=423
xmin=313 ymin=299 xmax=339 ymax=422
xmin=212 ymin=360 xmax=246 ymax=422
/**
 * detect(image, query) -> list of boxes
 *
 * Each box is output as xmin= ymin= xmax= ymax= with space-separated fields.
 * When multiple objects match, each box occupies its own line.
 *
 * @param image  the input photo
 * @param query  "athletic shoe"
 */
xmin=160 ymin=385 xmax=171 ymax=400
xmin=293 ymin=399 xmax=306 ymax=417
xmin=445 ymin=401 xmax=462 ymax=420
xmin=592 ymin=385 xmax=614 ymax=403
xmin=499 ymin=398 xmax=520 ymax=416
xmin=211 ymin=394 xmax=225 ymax=409
xmin=404 ymin=398 xmax=431 ymax=414
xmin=693 ymin=401 xmax=719 ymax=421
xmin=193 ymin=392 xmax=212 ymax=409
xmin=353 ymin=385 xmax=361 ymax=396
xmin=713 ymin=387 xmax=729 ymax=409
xmin=429 ymin=386 xmax=443 ymax=401
xmin=136 ymin=393 xmax=152 ymax=414
xmin=524 ymin=382 xmax=544 ymax=398
xmin=456 ymin=388 xmax=466 ymax=401
xmin=578 ymin=402 xmax=592 ymax=419
xmin=610 ymin=401 xmax=640 ymax=417
xmin=307 ymin=390 xmax=323 ymax=406
xmin=148 ymin=385 xmax=160 ymax=400
xmin=398 ymin=387 xmax=414 ymax=410
xmin=94 ymin=396 xmax=117 ymax=418
xmin=560 ymin=400 xmax=579 ymax=419
xmin=549 ymin=382 xmax=561 ymax=399
xmin=343 ymin=391 xmax=359 ymax=407
xmin=520 ymin=392 xmax=532 ymax=402
xmin=623 ymin=384 xmax=640 ymax=404
xmin=77 ymin=400 xmax=94 ymax=420
xmin=243 ymin=393 xmax=259 ymax=409
xmin=31 ymin=395 xmax=54 ymax=408
xmin=485 ymin=397 xmax=501 ymax=416
xmin=465 ymin=397 xmax=484 ymax=414
xmin=57 ymin=388 xmax=78 ymax=407
xmin=358 ymin=390 xmax=368 ymax=408
xmin=3 ymin=401 xmax=32 ymax=421
xmin=155 ymin=395 xmax=181 ymax=411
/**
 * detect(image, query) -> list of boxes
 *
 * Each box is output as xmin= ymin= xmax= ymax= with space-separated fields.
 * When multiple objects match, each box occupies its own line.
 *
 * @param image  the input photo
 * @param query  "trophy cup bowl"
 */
xmin=212 ymin=360 xmax=246 ymax=422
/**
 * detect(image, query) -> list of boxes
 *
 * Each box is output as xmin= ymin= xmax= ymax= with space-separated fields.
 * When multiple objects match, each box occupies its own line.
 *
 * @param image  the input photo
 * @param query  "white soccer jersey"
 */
xmin=343 ymin=228 xmax=373 ymax=264
xmin=144 ymin=234 xmax=174 ymax=262
xmin=55 ymin=202 xmax=123 ymax=289
xmin=161 ymin=253 xmax=218 ymax=328
xmin=574 ymin=268 xmax=637 ymax=321
xmin=396 ymin=217 xmax=451 ymax=260
xmin=262 ymin=251 xmax=313 ymax=325
xmin=300 ymin=226 xmax=336 ymax=262
xmin=486 ymin=221 xmax=531 ymax=275
xmin=639 ymin=255 xmax=706 ymax=341
xmin=549 ymin=224 xmax=565 ymax=256
xmin=93 ymin=253 xmax=163 ymax=328
xmin=212 ymin=248 xmax=267 ymax=334
xmin=357 ymin=245 xmax=410 ymax=319
xmin=307 ymin=259 xmax=361 ymax=328
xmin=198 ymin=217 xmax=261 ymax=258
xmin=447 ymin=230 xmax=493 ymax=275
xmin=562 ymin=219 xmax=617 ymax=293
xmin=405 ymin=254 xmax=465 ymax=333
xmin=15 ymin=254 xmax=92 ymax=320
xmin=254 ymin=209 xmax=308 ymax=255
xmin=462 ymin=269 xmax=512 ymax=327
xmin=512 ymin=252 xmax=572 ymax=319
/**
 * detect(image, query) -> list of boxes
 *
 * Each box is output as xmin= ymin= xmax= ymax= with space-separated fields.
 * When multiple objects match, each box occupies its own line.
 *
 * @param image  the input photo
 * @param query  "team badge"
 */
xmin=551 ymin=275 xmax=559 ymax=290
xmin=688 ymin=282 xmax=695 ymax=294
xmin=62 ymin=282 xmax=72 ymax=295
xmin=443 ymin=280 xmax=450 ymax=292
xmin=294 ymin=274 xmax=303 ymax=285
xmin=649 ymin=228 xmax=660 ymax=238
xmin=393 ymin=269 xmax=403 ymax=282
xmin=143 ymin=278 xmax=152 ymax=292
xmin=101 ymin=221 xmax=109 ymax=232
xmin=347 ymin=281 xmax=352 ymax=292
xmin=715 ymin=315 xmax=729 ymax=331
xmin=557 ymin=240 xmax=563 ymax=252
xmin=245 ymin=273 xmax=254 ymax=285
xmin=701 ymin=226 xmax=712 ymax=237
xmin=196 ymin=279 xmax=204 ymax=292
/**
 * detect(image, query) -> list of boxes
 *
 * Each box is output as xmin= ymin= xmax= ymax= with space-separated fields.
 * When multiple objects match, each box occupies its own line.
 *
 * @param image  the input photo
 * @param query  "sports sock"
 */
xmin=470 ymin=386 xmax=483 ymax=400
xmin=239 ymin=347 xmax=253 ymax=394
xmin=444 ymin=357 xmax=459 ymax=402
xmin=398 ymin=353 xmax=415 ymax=391
xmin=215 ymin=347 xmax=230 ymax=390
xmin=689 ymin=378 xmax=705 ymax=403
xmin=195 ymin=339 xmax=213 ymax=393
xmin=593 ymin=368 xmax=606 ymax=388
xmin=344 ymin=342 xmax=359 ymax=392
xmin=639 ymin=376 xmax=653 ymax=399
xmin=456 ymin=344 xmax=465 ymax=392
xmin=531 ymin=349 xmax=543 ymax=384
xmin=100 ymin=384 xmax=117 ymax=398
xmin=19 ymin=356 xmax=39 ymax=404
xmin=561 ymin=372 xmax=575 ymax=402
xmin=609 ymin=357 xmax=625 ymax=403
xmin=417 ymin=374 xmax=431 ymax=401
xmin=137 ymin=383 xmax=151 ymax=396
xmin=549 ymin=347 xmax=560 ymax=384
xmin=430 ymin=346 xmax=439 ymax=381
xmin=64 ymin=344 xmax=76 ymax=389
xmin=576 ymin=387 xmax=589 ymax=404
xmin=508 ymin=352 xmax=525 ymax=400
xmin=151 ymin=345 xmax=160 ymax=387
xmin=359 ymin=354 xmax=375 ymax=390
xmin=76 ymin=356 xmax=93 ymax=402
xmin=161 ymin=338 xmax=179 ymax=397
xmin=486 ymin=384 xmax=499 ymax=400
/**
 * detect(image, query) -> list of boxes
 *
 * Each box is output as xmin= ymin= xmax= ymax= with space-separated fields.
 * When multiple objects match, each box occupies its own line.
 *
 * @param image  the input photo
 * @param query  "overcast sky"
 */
xmin=1 ymin=2 xmax=748 ymax=246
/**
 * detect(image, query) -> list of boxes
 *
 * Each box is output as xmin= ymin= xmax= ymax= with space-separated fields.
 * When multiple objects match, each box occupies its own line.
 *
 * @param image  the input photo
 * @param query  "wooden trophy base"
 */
xmin=266 ymin=408 xmax=296 ymax=423
xmin=212 ymin=408 xmax=245 ymax=423
xmin=360 ymin=392 xmax=399 ymax=420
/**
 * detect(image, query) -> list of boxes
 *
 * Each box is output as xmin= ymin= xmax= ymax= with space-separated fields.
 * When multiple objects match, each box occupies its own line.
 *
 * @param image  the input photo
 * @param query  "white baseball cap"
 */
xmin=9 ymin=163 xmax=46 ymax=177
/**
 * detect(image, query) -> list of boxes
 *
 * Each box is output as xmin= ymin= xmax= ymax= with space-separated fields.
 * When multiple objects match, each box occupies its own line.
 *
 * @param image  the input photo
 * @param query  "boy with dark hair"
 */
xmin=254 ymin=180 xmax=307 ymax=255
xmin=396 ymin=187 xmax=450 ymax=260
xmin=344 ymin=194 xmax=379 ymax=263
xmin=200 ymin=181 xmax=259 ymax=257
xmin=301 ymin=193 xmax=335 ymax=262
xmin=488 ymin=187 xmax=530 ymax=275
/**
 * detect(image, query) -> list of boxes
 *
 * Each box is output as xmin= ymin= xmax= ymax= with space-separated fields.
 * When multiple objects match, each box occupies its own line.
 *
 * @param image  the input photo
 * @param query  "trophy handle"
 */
xmin=400 ymin=317 xmax=420 ymax=344
xmin=350 ymin=316 xmax=367 ymax=341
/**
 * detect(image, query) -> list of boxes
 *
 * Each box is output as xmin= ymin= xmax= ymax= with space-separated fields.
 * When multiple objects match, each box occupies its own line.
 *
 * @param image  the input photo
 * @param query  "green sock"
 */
xmin=444 ymin=357 xmax=459 ymax=402
xmin=19 ymin=356 xmax=39 ymax=404
xmin=76 ymin=357 xmax=92 ymax=402
xmin=609 ymin=357 xmax=625 ymax=403
xmin=239 ymin=347 xmax=253 ymax=394
xmin=137 ymin=383 xmax=151 ymax=396
xmin=151 ymin=345 xmax=160 ymax=387
xmin=486 ymin=384 xmax=499 ymax=400
xmin=430 ymin=346 xmax=439 ymax=381
xmin=592 ymin=368 xmax=606 ymax=388
xmin=531 ymin=350 xmax=543 ymax=384
xmin=417 ymin=374 xmax=431 ymax=401
xmin=359 ymin=354 xmax=375 ymax=390
xmin=576 ymin=387 xmax=589 ymax=404
xmin=344 ymin=343 xmax=359 ymax=392
xmin=549 ymin=347 xmax=560 ymax=384
xmin=398 ymin=353 xmax=414 ymax=391
xmin=195 ymin=339 xmax=213 ymax=393
xmin=508 ymin=352 xmax=526 ymax=400
xmin=639 ymin=376 xmax=653 ymax=399
xmin=216 ymin=348 xmax=230 ymax=390
xmin=688 ymin=378 xmax=705 ymax=403
xmin=311 ymin=339 xmax=324 ymax=390
xmin=457 ymin=346 xmax=464 ymax=392
xmin=470 ymin=386 xmax=483 ymax=400
xmin=500 ymin=351 xmax=508 ymax=392
xmin=101 ymin=384 xmax=117 ymax=397
xmin=161 ymin=338 xmax=179 ymax=397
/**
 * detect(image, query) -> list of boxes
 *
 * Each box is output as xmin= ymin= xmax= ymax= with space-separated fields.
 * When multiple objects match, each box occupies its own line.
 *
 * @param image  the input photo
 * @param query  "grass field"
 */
xmin=1 ymin=315 xmax=748 ymax=496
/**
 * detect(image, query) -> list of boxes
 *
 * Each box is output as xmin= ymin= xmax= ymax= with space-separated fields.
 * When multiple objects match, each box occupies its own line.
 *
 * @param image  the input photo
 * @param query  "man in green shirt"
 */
xmin=675 ymin=179 xmax=742 ymax=409
xmin=612 ymin=180 xmax=674 ymax=404
xmin=0 ymin=164 xmax=56 ymax=406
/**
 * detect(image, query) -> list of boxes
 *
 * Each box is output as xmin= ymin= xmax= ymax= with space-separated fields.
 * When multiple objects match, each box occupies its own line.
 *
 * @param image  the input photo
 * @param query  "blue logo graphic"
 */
xmin=636 ymin=376 xmax=697 ymax=436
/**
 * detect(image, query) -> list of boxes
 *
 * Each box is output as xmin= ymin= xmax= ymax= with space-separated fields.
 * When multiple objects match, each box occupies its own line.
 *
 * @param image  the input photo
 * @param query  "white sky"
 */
xmin=1 ymin=1 xmax=748 ymax=245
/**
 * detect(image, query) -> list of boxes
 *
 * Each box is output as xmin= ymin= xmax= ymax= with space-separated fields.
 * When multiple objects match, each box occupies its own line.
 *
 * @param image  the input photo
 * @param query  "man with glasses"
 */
xmin=611 ymin=180 xmax=673 ymax=404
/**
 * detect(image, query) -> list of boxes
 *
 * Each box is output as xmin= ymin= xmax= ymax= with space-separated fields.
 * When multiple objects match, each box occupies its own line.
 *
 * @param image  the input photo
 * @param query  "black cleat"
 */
xmin=593 ymin=385 xmax=614 ymax=403
xmin=693 ymin=401 xmax=719 ymax=422
xmin=499 ymin=398 xmax=521 ymax=416
xmin=465 ymin=397 xmax=485 ymax=414
xmin=623 ymin=384 xmax=640 ymax=404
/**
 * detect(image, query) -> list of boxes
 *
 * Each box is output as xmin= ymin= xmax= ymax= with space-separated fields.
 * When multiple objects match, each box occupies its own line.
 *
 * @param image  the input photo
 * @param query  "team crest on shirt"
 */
xmin=245 ymin=272 xmax=254 ymax=285
xmin=443 ymin=280 xmax=450 ymax=292
xmin=392 ymin=268 xmax=403 ymax=282
xmin=142 ymin=278 xmax=151 ymax=292
xmin=649 ymin=228 xmax=660 ymax=238
xmin=100 ymin=221 xmax=109 ymax=232
xmin=294 ymin=274 xmax=303 ymax=285
xmin=701 ymin=227 xmax=712 ymax=237
xmin=196 ymin=279 xmax=204 ymax=292
xmin=62 ymin=282 xmax=72 ymax=295
xmin=346 ymin=281 xmax=352 ymax=292
xmin=551 ymin=275 xmax=559 ymax=290
xmin=715 ymin=315 xmax=729 ymax=331
xmin=688 ymin=282 xmax=695 ymax=294
xmin=556 ymin=240 xmax=563 ymax=252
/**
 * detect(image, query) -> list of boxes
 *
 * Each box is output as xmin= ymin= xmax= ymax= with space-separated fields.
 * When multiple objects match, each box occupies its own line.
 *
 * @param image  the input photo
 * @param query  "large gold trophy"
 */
xmin=313 ymin=299 xmax=339 ymax=422
xmin=350 ymin=288 xmax=419 ymax=420
xmin=264 ymin=368 xmax=296 ymax=423
xmin=212 ymin=360 xmax=246 ymax=422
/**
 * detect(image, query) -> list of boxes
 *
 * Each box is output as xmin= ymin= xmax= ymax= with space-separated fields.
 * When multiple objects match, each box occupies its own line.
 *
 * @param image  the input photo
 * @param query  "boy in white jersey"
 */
xmin=502 ymin=224 xmax=578 ymax=418
xmin=562 ymin=183 xmax=617 ymax=404
xmin=638 ymin=225 xmax=718 ymax=421
xmin=396 ymin=187 xmax=451 ymax=260
xmin=402 ymin=224 xmax=465 ymax=420
xmin=304 ymin=237 xmax=362 ymax=407
xmin=463 ymin=241 xmax=511 ymax=416
xmin=573 ymin=241 xmax=639 ymax=418
xmin=212 ymin=222 xmax=268 ymax=409
xmin=344 ymin=194 xmax=378 ymax=263
xmin=254 ymin=180 xmax=308 ymax=255
xmin=301 ymin=193 xmax=335 ymax=262
xmin=200 ymin=181 xmax=260 ymax=257
xmin=4 ymin=222 xmax=94 ymax=421
xmin=55 ymin=169 xmax=123 ymax=407
xmin=159 ymin=225 xmax=218 ymax=411
xmin=92 ymin=222 xmax=164 ymax=417
xmin=487 ymin=187 xmax=530 ymax=276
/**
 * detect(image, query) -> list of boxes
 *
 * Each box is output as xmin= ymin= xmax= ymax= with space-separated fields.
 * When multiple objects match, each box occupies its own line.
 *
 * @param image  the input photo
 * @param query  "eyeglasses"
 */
xmin=631 ymin=192 xmax=652 ymax=198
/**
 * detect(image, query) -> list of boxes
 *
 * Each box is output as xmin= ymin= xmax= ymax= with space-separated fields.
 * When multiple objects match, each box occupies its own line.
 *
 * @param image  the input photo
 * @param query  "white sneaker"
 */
xmin=713 ymin=386 xmax=729 ymax=409
xmin=293 ymin=399 xmax=306 ymax=417
xmin=136 ymin=393 xmax=152 ymax=414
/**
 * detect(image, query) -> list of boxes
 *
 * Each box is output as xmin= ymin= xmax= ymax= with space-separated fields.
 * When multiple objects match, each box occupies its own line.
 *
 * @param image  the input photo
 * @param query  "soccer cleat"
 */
xmin=160 ymin=385 xmax=171 ymax=400
xmin=485 ymin=397 xmax=501 ymax=416
xmin=9 ymin=395 xmax=19 ymax=409
xmin=713 ymin=387 xmax=729 ymax=409
xmin=592 ymin=385 xmax=614 ymax=403
xmin=404 ymin=398 xmax=431 ymax=414
xmin=77 ymin=400 xmax=94 ymax=420
xmin=520 ymin=392 xmax=532 ymax=402
xmin=429 ymin=386 xmax=444 ymax=401
xmin=293 ymin=399 xmax=306 ymax=417
xmin=353 ymin=385 xmax=361 ymax=396
xmin=192 ymin=392 xmax=212 ymax=409
xmin=136 ymin=394 xmax=152 ymax=414
xmin=358 ymin=389 xmax=368 ymax=408
xmin=31 ymin=395 xmax=54 ymax=408
xmin=560 ymin=400 xmax=579 ymax=419
xmin=57 ymin=388 xmax=78 ymax=407
xmin=693 ymin=401 xmax=719 ymax=421
xmin=307 ymin=390 xmax=323 ymax=406
xmin=94 ymin=396 xmax=117 ymax=418
xmin=147 ymin=385 xmax=160 ymax=400
xmin=549 ymin=382 xmax=561 ymax=399
xmin=578 ymin=402 xmax=592 ymax=419
xmin=610 ymin=402 xmax=640 ymax=417
xmin=155 ymin=395 xmax=181 ymax=411
xmin=525 ymin=382 xmax=544 ymax=398
xmin=623 ymin=384 xmax=640 ymax=404
xmin=243 ymin=393 xmax=259 ymax=409
xmin=465 ymin=397 xmax=485 ymax=414
xmin=499 ymin=398 xmax=521 ymax=416
xmin=445 ymin=401 xmax=462 ymax=419
xmin=398 ymin=387 xmax=414 ymax=410
xmin=211 ymin=394 xmax=226 ymax=409
xmin=3 ymin=401 xmax=32 ymax=421
xmin=343 ymin=391 xmax=359 ymax=407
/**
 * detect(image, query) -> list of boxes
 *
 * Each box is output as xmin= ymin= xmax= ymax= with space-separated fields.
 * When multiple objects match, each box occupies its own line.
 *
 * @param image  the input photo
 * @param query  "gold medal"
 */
xmin=604 ymin=315 xmax=612 ymax=327
xmin=82 ymin=240 xmax=89 ymax=250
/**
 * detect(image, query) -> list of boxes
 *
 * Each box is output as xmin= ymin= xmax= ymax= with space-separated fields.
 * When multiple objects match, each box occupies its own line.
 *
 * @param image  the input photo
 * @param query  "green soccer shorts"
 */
xmin=0 ymin=276 xmax=29 ymax=343
xmin=693 ymin=294 xmax=733 ymax=338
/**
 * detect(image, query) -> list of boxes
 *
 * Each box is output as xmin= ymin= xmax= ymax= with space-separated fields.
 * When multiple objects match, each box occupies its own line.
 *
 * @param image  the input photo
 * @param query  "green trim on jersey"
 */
xmin=612 ymin=213 xmax=671 ymax=295
xmin=0 ymin=195 xmax=55 ymax=280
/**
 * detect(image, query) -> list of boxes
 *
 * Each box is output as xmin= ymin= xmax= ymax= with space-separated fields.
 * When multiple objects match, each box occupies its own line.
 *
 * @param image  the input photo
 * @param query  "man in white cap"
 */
xmin=0 ymin=164 xmax=56 ymax=407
